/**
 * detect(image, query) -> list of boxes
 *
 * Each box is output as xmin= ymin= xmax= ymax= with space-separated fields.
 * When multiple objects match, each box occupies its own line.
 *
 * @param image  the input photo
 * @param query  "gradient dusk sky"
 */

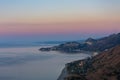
xmin=0 ymin=0 xmax=120 ymax=42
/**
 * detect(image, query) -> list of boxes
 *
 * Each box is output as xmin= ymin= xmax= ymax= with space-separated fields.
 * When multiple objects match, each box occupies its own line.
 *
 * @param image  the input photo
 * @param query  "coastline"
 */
xmin=57 ymin=57 xmax=92 ymax=80
xmin=57 ymin=45 xmax=120 ymax=80
xmin=57 ymin=67 xmax=68 ymax=80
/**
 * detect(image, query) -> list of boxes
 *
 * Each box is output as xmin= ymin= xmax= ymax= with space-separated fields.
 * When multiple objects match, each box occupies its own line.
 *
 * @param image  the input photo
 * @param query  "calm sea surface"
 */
xmin=0 ymin=46 xmax=90 ymax=80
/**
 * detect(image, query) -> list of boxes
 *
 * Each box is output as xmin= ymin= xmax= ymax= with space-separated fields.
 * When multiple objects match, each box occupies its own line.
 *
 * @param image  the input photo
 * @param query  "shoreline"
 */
xmin=57 ymin=56 xmax=93 ymax=80
xmin=57 ymin=67 xmax=67 ymax=80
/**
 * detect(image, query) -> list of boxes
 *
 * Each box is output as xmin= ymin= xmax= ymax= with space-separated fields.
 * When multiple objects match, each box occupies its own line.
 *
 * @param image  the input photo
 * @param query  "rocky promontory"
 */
xmin=40 ymin=33 xmax=120 ymax=52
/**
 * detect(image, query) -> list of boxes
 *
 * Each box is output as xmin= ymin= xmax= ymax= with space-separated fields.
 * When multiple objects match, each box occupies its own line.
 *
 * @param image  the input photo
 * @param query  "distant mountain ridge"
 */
xmin=40 ymin=33 xmax=120 ymax=52
xmin=83 ymin=33 xmax=120 ymax=51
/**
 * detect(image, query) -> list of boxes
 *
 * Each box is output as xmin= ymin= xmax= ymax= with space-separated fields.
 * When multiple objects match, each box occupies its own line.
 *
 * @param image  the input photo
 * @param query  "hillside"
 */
xmin=83 ymin=33 xmax=120 ymax=51
xmin=86 ymin=45 xmax=120 ymax=80
xmin=40 ymin=33 xmax=120 ymax=52
xmin=58 ymin=45 xmax=120 ymax=80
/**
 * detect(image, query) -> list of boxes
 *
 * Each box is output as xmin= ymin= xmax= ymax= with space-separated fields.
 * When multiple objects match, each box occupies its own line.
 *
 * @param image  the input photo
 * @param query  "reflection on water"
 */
xmin=0 ymin=46 xmax=90 ymax=80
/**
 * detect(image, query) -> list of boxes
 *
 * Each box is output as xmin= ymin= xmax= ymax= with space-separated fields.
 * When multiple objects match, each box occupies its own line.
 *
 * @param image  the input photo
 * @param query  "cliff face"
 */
xmin=59 ymin=45 xmax=120 ymax=80
xmin=86 ymin=45 xmax=120 ymax=80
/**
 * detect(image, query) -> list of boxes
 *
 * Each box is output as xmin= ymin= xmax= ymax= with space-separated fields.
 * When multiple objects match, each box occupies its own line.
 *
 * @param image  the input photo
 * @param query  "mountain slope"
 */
xmin=58 ymin=45 xmax=120 ymax=80
xmin=86 ymin=45 xmax=120 ymax=80
xmin=40 ymin=33 xmax=120 ymax=52
xmin=84 ymin=33 xmax=120 ymax=51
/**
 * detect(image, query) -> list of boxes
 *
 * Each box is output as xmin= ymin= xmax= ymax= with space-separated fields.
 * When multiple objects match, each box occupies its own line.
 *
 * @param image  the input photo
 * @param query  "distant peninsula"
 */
xmin=39 ymin=33 xmax=120 ymax=53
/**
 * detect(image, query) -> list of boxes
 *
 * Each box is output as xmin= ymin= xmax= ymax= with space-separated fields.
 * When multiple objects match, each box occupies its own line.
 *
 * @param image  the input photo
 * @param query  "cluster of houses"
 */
xmin=64 ymin=57 xmax=93 ymax=80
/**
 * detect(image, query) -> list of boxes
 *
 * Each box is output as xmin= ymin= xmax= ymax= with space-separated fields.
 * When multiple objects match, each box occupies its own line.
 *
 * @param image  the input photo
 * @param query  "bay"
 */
xmin=0 ymin=46 xmax=90 ymax=80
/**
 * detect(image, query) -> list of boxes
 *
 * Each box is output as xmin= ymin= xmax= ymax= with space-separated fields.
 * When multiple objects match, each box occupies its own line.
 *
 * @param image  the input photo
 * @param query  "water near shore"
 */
xmin=0 ymin=46 xmax=90 ymax=80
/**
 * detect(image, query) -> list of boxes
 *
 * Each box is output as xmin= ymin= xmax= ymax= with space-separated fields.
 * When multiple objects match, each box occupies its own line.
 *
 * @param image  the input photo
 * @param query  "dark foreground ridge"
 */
xmin=39 ymin=33 xmax=120 ymax=52
xmin=57 ymin=45 xmax=120 ymax=80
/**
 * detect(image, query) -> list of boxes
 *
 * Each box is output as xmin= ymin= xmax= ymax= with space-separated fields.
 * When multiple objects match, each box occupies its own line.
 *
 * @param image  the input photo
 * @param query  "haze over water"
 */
xmin=0 ymin=0 xmax=119 ymax=80
xmin=0 ymin=46 xmax=90 ymax=80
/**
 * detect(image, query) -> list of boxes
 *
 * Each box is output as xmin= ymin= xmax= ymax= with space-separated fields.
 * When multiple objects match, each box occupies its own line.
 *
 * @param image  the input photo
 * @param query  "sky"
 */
xmin=0 ymin=0 xmax=120 ymax=42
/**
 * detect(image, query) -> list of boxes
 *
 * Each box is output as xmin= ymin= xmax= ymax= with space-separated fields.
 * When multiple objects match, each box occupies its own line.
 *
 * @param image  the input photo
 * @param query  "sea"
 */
xmin=0 ymin=42 xmax=90 ymax=80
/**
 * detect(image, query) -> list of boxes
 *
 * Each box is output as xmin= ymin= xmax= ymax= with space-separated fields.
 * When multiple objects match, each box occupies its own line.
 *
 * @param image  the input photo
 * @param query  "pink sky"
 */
xmin=0 ymin=0 xmax=120 ymax=41
xmin=0 ymin=22 xmax=120 ymax=36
